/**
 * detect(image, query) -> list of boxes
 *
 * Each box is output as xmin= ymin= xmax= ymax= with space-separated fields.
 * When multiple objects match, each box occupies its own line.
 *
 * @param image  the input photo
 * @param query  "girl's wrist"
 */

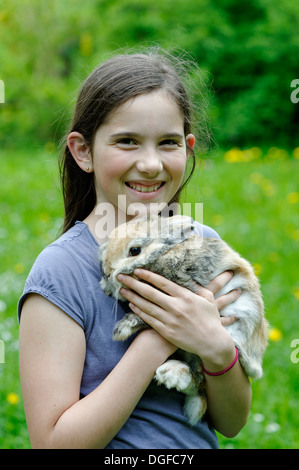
xmin=199 ymin=332 xmax=236 ymax=374
xmin=133 ymin=329 xmax=177 ymax=365
xmin=202 ymin=347 xmax=239 ymax=376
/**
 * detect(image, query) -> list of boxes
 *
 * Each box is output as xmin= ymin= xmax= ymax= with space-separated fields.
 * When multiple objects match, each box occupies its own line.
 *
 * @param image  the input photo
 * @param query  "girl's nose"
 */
xmin=135 ymin=150 xmax=163 ymax=175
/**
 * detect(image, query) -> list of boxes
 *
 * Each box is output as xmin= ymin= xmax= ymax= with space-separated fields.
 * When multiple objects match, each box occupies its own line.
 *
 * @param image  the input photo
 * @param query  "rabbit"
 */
xmin=99 ymin=214 xmax=268 ymax=426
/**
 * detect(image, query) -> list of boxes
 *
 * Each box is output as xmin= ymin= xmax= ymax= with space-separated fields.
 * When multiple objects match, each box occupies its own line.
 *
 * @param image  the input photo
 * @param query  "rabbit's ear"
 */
xmin=159 ymin=215 xmax=195 ymax=244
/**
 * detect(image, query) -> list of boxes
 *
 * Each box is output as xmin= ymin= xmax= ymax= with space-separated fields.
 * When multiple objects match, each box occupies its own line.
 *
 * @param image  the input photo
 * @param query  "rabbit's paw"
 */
xmin=155 ymin=360 xmax=198 ymax=395
xmin=113 ymin=313 xmax=147 ymax=341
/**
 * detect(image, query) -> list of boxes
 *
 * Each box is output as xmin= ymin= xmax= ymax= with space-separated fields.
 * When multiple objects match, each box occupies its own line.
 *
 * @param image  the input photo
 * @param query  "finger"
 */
xmin=128 ymin=302 xmax=166 ymax=332
xmin=119 ymin=285 xmax=167 ymax=321
xmin=120 ymin=285 xmax=159 ymax=310
xmin=194 ymin=284 xmax=216 ymax=303
xmin=205 ymin=271 xmax=234 ymax=295
xmin=117 ymin=273 xmax=170 ymax=309
xmin=133 ymin=269 xmax=184 ymax=297
xmin=220 ymin=315 xmax=238 ymax=327
xmin=216 ymin=288 xmax=242 ymax=311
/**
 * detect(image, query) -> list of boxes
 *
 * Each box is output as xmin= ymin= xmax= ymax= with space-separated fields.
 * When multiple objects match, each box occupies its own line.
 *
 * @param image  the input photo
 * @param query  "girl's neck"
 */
xmin=83 ymin=206 xmax=128 ymax=245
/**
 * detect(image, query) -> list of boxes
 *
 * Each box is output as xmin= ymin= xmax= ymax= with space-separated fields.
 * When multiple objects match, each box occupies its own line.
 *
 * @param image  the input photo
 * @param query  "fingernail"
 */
xmin=117 ymin=274 xmax=125 ymax=281
xmin=134 ymin=269 xmax=142 ymax=276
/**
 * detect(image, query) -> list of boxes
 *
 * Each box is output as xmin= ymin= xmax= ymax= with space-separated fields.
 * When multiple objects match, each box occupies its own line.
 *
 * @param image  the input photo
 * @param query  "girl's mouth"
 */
xmin=125 ymin=181 xmax=165 ymax=193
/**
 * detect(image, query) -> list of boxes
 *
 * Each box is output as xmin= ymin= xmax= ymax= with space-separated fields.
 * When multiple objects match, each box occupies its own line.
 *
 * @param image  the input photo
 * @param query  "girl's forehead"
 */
xmin=103 ymin=90 xmax=184 ymax=127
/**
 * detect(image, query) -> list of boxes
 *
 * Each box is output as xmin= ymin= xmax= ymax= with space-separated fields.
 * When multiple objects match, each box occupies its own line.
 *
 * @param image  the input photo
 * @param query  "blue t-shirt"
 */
xmin=18 ymin=220 xmax=220 ymax=449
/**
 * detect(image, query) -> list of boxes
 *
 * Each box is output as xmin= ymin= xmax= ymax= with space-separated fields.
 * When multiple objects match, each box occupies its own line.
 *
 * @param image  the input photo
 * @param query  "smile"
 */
xmin=125 ymin=182 xmax=165 ymax=193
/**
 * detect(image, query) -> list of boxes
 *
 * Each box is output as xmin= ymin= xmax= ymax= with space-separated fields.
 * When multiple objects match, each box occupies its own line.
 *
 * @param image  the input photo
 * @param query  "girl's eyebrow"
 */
xmin=160 ymin=133 xmax=184 ymax=141
xmin=110 ymin=132 xmax=138 ymax=139
xmin=110 ymin=132 xmax=184 ymax=140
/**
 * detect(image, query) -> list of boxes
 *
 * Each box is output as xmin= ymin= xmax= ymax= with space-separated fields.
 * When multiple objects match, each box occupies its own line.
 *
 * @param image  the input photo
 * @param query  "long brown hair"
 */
xmin=59 ymin=48 xmax=211 ymax=233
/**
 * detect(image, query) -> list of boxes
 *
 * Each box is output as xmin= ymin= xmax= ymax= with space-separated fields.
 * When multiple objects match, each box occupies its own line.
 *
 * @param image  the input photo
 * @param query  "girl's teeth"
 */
xmin=128 ymin=183 xmax=162 ymax=192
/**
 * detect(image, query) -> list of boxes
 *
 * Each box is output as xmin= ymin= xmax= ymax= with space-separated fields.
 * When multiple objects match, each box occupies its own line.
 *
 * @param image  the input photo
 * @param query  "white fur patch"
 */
xmin=184 ymin=395 xmax=207 ymax=426
xmin=155 ymin=360 xmax=196 ymax=394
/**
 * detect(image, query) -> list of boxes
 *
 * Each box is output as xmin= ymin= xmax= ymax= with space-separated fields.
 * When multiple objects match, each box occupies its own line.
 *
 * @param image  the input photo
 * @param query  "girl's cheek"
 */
xmin=94 ymin=157 xmax=127 ymax=188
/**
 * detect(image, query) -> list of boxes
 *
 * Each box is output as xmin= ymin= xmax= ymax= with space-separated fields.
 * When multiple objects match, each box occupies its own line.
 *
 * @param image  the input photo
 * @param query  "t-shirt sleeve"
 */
xmin=18 ymin=245 xmax=88 ymax=329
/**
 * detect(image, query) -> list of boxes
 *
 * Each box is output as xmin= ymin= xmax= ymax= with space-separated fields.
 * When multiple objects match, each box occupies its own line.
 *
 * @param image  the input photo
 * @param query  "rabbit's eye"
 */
xmin=129 ymin=247 xmax=141 ymax=257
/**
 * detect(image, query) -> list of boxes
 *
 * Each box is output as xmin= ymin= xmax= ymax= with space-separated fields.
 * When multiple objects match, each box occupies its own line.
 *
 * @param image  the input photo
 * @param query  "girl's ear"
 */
xmin=186 ymin=134 xmax=196 ymax=159
xmin=67 ymin=132 xmax=93 ymax=173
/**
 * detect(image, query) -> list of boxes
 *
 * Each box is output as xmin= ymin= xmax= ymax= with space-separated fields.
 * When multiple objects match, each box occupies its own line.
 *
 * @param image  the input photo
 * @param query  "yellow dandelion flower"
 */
xmin=7 ymin=393 xmax=19 ymax=405
xmin=212 ymin=214 xmax=224 ymax=226
xmin=268 ymin=252 xmax=280 ymax=263
xmin=44 ymin=142 xmax=56 ymax=153
xmin=293 ymin=148 xmax=299 ymax=159
xmin=14 ymin=263 xmax=25 ymax=274
xmin=267 ymin=147 xmax=288 ymax=160
xmin=293 ymin=287 xmax=299 ymax=301
xmin=252 ymin=262 xmax=262 ymax=276
xmin=39 ymin=212 xmax=50 ymax=223
xmin=241 ymin=150 xmax=252 ymax=162
xmin=79 ymin=33 xmax=93 ymax=57
xmin=261 ymin=180 xmax=275 ymax=196
xmin=250 ymin=147 xmax=262 ymax=159
xmin=290 ymin=229 xmax=299 ymax=241
xmin=224 ymin=148 xmax=244 ymax=163
xmin=241 ymin=148 xmax=262 ymax=162
xmin=250 ymin=172 xmax=263 ymax=185
xmin=268 ymin=328 xmax=282 ymax=341
xmin=287 ymin=192 xmax=299 ymax=204
xmin=0 ymin=12 xmax=8 ymax=23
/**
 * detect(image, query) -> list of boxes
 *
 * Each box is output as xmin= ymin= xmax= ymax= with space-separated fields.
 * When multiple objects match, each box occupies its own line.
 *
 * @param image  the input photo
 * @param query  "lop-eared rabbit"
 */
xmin=99 ymin=215 xmax=268 ymax=425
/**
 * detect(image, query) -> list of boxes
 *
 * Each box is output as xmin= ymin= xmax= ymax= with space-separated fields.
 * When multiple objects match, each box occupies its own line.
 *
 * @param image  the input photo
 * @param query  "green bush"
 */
xmin=0 ymin=0 xmax=298 ymax=149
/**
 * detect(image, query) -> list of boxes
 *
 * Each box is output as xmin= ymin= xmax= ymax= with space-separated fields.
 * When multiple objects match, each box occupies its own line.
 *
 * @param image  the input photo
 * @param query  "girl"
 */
xmin=18 ymin=49 xmax=251 ymax=449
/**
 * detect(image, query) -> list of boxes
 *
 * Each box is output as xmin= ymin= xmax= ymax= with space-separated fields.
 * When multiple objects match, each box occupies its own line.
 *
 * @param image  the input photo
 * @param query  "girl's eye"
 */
xmin=160 ymin=139 xmax=180 ymax=147
xmin=117 ymin=138 xmax=137 ymax=147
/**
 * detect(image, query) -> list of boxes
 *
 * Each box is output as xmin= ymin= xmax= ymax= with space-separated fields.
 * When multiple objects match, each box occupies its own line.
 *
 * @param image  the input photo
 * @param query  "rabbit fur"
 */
xmin=99 ymin=215 xmax=268 ymax=426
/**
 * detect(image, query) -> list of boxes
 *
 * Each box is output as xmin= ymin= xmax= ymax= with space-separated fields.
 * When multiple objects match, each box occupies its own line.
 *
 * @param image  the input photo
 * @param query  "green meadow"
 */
xmin=0 ymin=146 xmax=298 ymax=448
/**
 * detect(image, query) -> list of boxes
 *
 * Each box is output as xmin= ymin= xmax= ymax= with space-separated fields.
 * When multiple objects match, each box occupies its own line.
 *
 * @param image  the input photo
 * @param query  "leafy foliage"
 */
xmin=0 ymin=0 xmax=298 ymax=149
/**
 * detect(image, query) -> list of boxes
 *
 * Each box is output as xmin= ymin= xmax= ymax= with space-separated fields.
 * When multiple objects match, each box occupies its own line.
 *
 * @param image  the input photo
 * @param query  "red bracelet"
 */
xmin=202 ymin=347 xmax=239 ymax=376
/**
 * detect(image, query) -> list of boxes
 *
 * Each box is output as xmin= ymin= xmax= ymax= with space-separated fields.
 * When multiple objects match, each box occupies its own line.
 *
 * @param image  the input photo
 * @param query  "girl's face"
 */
xmin=92 ymin=90 xmax=195 ymax=219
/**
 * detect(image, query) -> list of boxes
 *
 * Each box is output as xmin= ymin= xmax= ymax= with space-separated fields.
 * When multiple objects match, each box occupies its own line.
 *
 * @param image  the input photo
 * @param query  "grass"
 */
xmin=183 ymin=147 xmax=299 ymax=449
xmin=0 ymin=146 xmax=63 ymax=449
xmin=0 ymin=145 xmax=298 ymax=449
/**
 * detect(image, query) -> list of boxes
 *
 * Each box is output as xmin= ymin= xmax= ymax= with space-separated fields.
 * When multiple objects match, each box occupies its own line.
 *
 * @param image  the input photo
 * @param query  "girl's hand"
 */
xmin=117 ymin=270 xmax=240 ymax=364
xmin=203 ymin=271 xmax=240 ymax=326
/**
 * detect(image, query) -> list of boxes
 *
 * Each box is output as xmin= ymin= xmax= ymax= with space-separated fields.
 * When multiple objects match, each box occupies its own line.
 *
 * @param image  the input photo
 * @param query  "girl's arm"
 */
xmin=19 ymin=294 xmax=176 ymax=449
xmin=117 ymin=270 xmax=251 ymax=438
